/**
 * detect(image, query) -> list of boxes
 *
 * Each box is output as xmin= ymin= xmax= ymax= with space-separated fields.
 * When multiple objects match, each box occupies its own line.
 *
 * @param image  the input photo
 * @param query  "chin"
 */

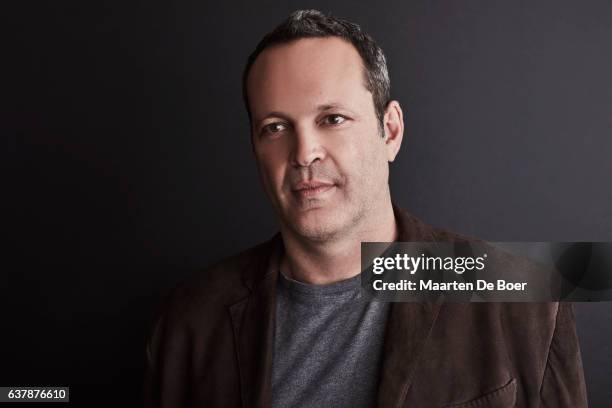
xmin=289 ymin=211 xmax=348 ymax=242
xmin=295 ymin=225 xmax=340 ymax=242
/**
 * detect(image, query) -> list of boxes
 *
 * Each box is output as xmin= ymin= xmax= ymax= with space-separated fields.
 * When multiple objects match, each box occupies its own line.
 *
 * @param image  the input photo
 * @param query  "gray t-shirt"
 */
xmin=271 ymin=271 xmax=390 ymax=408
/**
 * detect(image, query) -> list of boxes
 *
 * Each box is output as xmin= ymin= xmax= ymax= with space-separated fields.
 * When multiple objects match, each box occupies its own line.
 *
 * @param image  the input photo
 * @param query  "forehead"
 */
xmin=247 ymin=37 xmax=372 ymax=120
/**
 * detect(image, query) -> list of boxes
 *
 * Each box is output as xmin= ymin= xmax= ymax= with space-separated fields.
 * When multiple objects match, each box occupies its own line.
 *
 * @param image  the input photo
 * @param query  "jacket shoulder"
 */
xmin=399 ymin=208 xmax=481 ymax=244
xmin=150 ymin=236 xmax=276 ymax=328
xmin=402 ymin=209 xmax=563 ymax=328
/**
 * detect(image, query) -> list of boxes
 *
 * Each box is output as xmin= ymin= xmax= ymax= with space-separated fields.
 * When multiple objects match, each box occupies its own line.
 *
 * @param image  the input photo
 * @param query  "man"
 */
xmin=143 ymin=10 xmax=587 ymax=407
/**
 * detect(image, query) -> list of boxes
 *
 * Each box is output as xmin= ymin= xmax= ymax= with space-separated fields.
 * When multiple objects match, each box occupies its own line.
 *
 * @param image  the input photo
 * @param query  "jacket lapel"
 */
xmin=228 ymin=235 xmax=282 ymax=408
xmin=374 ymin=203 xmax=445 ymax=407
xmin=375 ymin=300 xmax=443 ymax=407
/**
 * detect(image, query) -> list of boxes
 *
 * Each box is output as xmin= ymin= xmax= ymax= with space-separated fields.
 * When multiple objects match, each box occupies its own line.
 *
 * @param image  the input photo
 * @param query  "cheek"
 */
xmin=332 ymin=134 xmax=384 ymax=178
xmin=256 ymin=147 xmax=288 ymax=189
xmin=350 ymin=145 xmax=388 ymax=197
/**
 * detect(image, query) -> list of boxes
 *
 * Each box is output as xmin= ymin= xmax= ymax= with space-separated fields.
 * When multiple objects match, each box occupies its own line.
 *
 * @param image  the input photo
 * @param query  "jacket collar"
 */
xmin=229 ymin=202 xmax=442 ymax=408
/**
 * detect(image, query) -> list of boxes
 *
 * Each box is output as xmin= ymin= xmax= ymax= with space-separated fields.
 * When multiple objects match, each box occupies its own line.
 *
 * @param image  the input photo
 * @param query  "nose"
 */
xmin=290 ymin=124 xmax=326 ymax=167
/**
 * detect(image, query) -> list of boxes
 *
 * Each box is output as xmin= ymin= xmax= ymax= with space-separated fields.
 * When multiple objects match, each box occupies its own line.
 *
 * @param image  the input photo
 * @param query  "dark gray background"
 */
xmin=3 ymin=0 xmax=611 ymax=406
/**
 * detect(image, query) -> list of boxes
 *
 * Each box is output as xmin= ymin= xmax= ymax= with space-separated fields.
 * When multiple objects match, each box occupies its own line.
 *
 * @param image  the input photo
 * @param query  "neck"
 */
xmin=279 ymin=196 xmax=397 ymax=285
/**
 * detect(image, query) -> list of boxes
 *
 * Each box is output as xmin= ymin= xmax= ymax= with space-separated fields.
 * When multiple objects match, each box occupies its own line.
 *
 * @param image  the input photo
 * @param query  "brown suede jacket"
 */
xmin=143 ymin=204 xmax=587 ymax=407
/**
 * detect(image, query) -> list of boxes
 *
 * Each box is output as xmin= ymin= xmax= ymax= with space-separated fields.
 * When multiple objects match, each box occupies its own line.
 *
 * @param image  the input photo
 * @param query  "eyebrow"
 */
xmin=316 ymin=102 xmax=348 ymax=112
xmin=255 ymin=102 xmax=354 ymax=125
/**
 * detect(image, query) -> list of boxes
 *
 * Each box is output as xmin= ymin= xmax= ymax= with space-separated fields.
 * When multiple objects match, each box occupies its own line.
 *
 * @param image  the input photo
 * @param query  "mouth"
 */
xmin=291 ymin=180 xmax=336 ymax=199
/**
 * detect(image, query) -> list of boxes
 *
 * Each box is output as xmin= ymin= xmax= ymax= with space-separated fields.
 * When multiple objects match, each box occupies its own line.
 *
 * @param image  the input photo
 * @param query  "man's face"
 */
xmin=247 ymin=37 xmax=396 ymax=242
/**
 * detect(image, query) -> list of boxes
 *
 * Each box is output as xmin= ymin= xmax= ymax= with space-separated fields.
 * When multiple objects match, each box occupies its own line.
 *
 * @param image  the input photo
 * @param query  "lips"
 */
xmin=291 ymin=180 xmax=336 ymax=199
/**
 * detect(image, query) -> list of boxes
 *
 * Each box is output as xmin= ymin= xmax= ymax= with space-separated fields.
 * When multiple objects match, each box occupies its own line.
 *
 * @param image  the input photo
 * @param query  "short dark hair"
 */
xmin=242 ymin=9 xmax=391 ymax=133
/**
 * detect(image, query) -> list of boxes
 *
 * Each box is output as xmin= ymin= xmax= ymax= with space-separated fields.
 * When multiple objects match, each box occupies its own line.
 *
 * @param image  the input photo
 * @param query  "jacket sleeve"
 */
xmin=539 ymin=302 xmax=588 ymax=407
xmin=143 ymin=315 xmax=162 ymax=408
xmin=143 ymin=293 xmax=174 ymax=408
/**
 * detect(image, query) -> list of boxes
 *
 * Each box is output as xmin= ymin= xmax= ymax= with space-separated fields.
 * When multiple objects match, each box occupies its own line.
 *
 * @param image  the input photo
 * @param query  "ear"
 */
xmin=382 ymin=100 xmax=404 ymax=162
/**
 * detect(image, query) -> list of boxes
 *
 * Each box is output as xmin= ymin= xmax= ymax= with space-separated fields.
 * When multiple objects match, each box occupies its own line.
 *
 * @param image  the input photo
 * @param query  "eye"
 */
xmin=322 ymin=114 xmax=347 ymax=126
xmin=261 ymin=122 xmax=288 ymax=136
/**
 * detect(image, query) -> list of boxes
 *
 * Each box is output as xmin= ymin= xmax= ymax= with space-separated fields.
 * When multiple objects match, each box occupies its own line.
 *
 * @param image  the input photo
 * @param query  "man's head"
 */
xmin=244 ymin=10 xmax=404 ymax=242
